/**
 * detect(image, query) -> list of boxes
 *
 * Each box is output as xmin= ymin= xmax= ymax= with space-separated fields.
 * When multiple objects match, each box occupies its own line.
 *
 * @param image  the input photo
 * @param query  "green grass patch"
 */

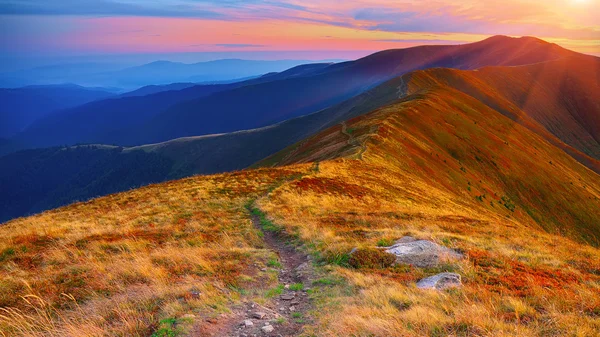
xmin=376 ymin=238 xmax=394 ymax=247
xmin=289 ymin=283 xmax=304 ymax=291
xmin=152 ymin=318 xmax=180 ymax=337
xmin=266 ymin=258 xmax=282 ymax=268
xmin=313 ymin=277 xmax=341 ymax=286
xmin=246 ymin=202 xmax=283 ymax=233
xmin=0 ymin=247 xmax=15 ymax=262
xmin=265 ymin=284 xmax=285 ymax=298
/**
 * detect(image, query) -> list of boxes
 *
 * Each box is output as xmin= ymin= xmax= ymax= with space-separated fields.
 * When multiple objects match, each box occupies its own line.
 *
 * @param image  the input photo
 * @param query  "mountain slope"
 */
xmin=261 ymin=76 xmax=600 ymax=246
xmin=0 ymin=84 xmax=114 ymax=138
xmin=399 ymin=55 xmax=600 ymax=161
xmin=2 ymin=87 xmax=599 ymax=336
xmin=133 ymin=36 xmax=575 ymax=145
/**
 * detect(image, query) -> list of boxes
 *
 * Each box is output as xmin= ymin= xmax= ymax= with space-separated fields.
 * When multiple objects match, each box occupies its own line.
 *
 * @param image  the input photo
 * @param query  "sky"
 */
xmin=0 ymin=0 xmax=599 ymax=68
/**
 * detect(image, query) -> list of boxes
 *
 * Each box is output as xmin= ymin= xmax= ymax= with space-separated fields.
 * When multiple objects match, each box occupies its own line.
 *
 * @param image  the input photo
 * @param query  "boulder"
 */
xmin=383 ymin=237 xmax=462 ymax=268
xmin=416 ymin=273 xmax=462 ymax=290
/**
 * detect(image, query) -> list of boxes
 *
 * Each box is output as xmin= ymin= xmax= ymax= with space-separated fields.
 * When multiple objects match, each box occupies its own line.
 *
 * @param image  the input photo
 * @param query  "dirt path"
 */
xmin=199 ymin=201 xmax=317 ymax=337
xmin=340 ymin=121 xmax=367 ymax=160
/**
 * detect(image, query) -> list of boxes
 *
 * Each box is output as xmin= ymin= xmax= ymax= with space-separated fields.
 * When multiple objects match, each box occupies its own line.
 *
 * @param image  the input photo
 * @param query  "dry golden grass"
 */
xmin=0 ymin=167 xmax=304 ymax=336
xmin=259 ymin=159 xmax=600 ymax=336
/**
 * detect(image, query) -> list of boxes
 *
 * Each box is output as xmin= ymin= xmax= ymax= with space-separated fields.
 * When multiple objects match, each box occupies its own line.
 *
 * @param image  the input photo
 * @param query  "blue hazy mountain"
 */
xmin=0 ymin=84 xmax=115 ymax=138
xmin=0 ymin=59 xmax=333 ymax=90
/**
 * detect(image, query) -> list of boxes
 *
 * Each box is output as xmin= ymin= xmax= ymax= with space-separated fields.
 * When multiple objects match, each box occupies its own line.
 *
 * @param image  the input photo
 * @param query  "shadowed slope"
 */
xmin=0 ymin=84 xmax=114 ymax=139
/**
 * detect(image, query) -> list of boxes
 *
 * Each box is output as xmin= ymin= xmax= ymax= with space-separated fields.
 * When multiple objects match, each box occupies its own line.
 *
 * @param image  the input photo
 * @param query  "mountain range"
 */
xmin=0 ymin=59 xmax=331 ymax=90
xmin=1 ymin=36 xmax=599 ymax=228
xmin=1 ymin=36 xmax=599 ymax=336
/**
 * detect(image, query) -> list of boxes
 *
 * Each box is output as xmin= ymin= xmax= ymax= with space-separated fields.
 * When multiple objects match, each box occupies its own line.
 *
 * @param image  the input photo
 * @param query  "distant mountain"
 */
xmin=0 ymin=63 xmax=129 ymax=88
xmin=117 ymin=83 xmax=201 ymax=98
xmin=12 ymin=36 xmax=576 ymax=151
xmin=12 ymin=63 xmax=335 ymax=150
xmin=100 ymin=59 xmax=320 ymax=88
xmin=0 ymin=59 xmax=326 ymax=90
xmin=0 ymin=84 xmax=115 ymax=138
xmin=118 ymin=76 xmax=261 ymax=98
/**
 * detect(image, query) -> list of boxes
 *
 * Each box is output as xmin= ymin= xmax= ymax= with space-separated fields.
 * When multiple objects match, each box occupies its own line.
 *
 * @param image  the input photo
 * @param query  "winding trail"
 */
xmin=207 ymin=193 xmax=319 ymax=336
xmin=340 ymin=121 xmax=368 ymax=160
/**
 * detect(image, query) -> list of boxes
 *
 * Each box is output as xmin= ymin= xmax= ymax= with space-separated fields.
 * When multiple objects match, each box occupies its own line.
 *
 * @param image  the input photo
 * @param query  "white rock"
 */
xmin=384 ymin=238 xmax=462 ymax=267
xmin=243 ymin=319 xmax=254 ymax=327
xmin=416 ymin=272 xmax=462 ymax=290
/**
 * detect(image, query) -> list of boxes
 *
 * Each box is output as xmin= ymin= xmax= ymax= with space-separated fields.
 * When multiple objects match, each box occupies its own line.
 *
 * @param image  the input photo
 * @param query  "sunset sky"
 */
xmin=1 ymin=0 xmax=598 ymax=63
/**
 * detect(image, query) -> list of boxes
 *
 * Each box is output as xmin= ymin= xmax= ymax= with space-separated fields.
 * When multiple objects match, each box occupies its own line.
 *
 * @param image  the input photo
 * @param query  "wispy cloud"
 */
xmin=215 ymin=43 xmax=266 ymax=48
xmin=1 ymin=0 xmax=598 ymax=56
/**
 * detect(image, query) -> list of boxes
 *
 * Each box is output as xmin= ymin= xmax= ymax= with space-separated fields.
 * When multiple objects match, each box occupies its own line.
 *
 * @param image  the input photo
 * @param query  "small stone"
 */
xmin=280 ymin=293 xmax=295 ymax=300
xmin=416 ymin=272 xmax=462 ymax=290
xmin=261 ymin=325 xmax=274 ymax=333
xmin=206 ymin=317 xmax=218 ymax=324
xmin=252 ymin=312 xmax=267 ymax=319
xmin=290 ymin=299 xmax=300 ymax=305
xmin=261 ymin=268 xmax=267 ymax=271
xmin=243 ymin=320 xmax=254 ymax=327
xmin=289 ymin=306 xmax=296 ymax=311
xmin=284 ymin=284 xmax=290 ymax=289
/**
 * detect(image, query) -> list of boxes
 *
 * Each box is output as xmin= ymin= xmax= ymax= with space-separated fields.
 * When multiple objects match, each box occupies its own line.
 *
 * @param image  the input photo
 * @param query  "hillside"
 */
xmin=400 ymin=55 xmax=600 ymax=161
xmin=1 ymin=80 xmax=599 ymax=336
xmin=0 ymin=84 xmax=114 ymax=139
xmin=11 ymin=62 xmax=332 ymax=151
xmin=12 ymin=36 xmax=576 ymax=150
xmin=0 ymin=146 xmax=175 ymax=223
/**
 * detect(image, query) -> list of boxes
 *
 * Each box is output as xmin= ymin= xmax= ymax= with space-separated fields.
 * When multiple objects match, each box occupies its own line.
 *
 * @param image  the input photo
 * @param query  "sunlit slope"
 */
xmin=0 ymin=167 xmax=309 ymax=335
xmin=261 ymin=86 xmax=600 ymax=246
xmin=403 ymin=55 xmax=600 ymax=161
